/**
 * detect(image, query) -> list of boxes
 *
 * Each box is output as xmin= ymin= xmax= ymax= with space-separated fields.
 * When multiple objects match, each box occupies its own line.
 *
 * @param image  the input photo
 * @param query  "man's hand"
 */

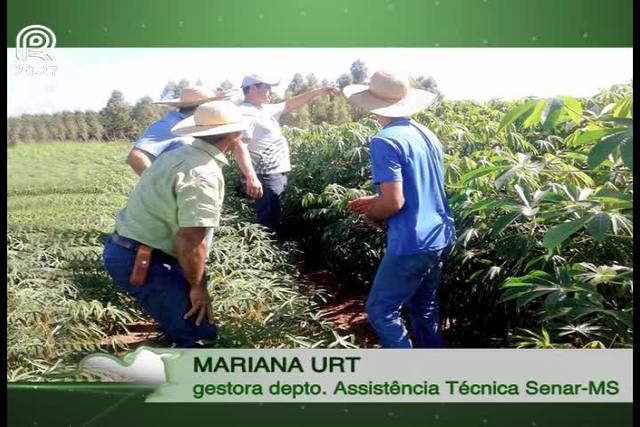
xmin=233 ymin=143 xmax=263 ymax=198
xmin=245 ymin=174 xmax=264 ymax=199
xmin=175 ymin=227 xmax=212 ymax=326
xmin=347 ymin=195 xmax=377 ymax=214
xmin=184 ymin=284 xmax=214 ymax=327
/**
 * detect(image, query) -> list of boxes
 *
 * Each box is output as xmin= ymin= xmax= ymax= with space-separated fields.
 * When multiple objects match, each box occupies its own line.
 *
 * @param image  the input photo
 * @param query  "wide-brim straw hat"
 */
xmin=171 ymin=100 xmax=248 ymax=137
xmin=343 ymin=70 xmax=437 ymax=117
xmin=155 ymin=86 xmax=233 ymax=107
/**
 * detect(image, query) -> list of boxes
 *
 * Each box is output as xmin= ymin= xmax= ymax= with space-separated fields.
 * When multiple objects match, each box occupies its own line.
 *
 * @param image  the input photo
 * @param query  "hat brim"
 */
xmin=154 ymin=93 xmax=233 ymax=107
xmin=241 ymin=79 xmax=281 ymax=88
xmin=171 ymin=117 xmax=249 ymax=137
xmin=343 ymin=85 xmax=437 ymax=117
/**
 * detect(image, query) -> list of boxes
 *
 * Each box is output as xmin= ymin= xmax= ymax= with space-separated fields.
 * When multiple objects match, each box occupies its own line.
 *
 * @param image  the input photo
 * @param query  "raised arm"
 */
xmin=283 ymin=86 xmax=338 ymax=113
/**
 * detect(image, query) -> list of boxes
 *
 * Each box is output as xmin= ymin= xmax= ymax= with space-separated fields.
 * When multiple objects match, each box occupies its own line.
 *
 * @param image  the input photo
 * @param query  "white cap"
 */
xmin=241 ymin=74 xmax=281 ymax=88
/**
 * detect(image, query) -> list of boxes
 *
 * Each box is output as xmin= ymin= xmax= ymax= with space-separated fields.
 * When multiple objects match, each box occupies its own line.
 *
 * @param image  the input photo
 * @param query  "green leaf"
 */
xmin=522 ymin=99 xmax=547 ymax=128
xmin=544 ymin=290 xmax=566 ymax=308
xmin=466 ymin=198 xmax=511 ymax=213
xmin=491 ymin=212 xmax=521 ymax=236
xmin=587 ymin=133 xmax=625 ymax=168
xmin=585 ymin=212 xmax=611 ymax=241
xmin=613 ymin=97 xmax=633 ymax=118
xmin=459 ymin=165 xmax=511 ymax=184
xmin=494 ymin=168 xmax=517 ymax=190
xmin=575 ymin=127 xmax=625 ymax=145
xmin=593 ymin=188 xmax=632 ymax=201
xmin=542 ymin=98 xmax=564 ymax=130
xmin=562 ymin=96 xmax=583 ymax=124
xmin=602 ymin=310 xmax=633 ymax=329
xmin=498 ymin=99 xmax=537 ymax=132
xmin=621 ymin=135 xmax=633 ymax=169
xmin=543 ymin=216 xmax=591 ymax=249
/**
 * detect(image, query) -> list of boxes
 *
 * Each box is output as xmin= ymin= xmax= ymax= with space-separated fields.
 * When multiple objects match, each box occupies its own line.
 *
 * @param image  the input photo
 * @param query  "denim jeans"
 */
xmin=255 ymin=173 xmax=288 ymax=234
xmin=102 ymin=234 xmax=217 ymax=348
xmin=366 ymin=246 xmax=451 ymax=348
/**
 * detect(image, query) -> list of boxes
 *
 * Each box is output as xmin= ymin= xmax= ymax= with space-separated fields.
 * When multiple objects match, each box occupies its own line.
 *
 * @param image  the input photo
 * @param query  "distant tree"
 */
xmin=74 ymin=111 xmax=90 ymax=142
xmin=304 ymin=74 xmax=319 ymax=92
xmin=61 ymin=111 xmax=79 ymax=141
xmin=86 ymin=112 xmax=105 ymax=141
xmin=287 ymin=73 xmax=305 ymax=96
xmin=327 ymin=95 xmax=351 ymax=125
xmin=100 ymin=90 xmax=135 ymax=141
xmin=195 ymin=79 xmax=203 ymax=86
xmin=7 ymin=117 xmax=21 ymax=145
xmin=270 ymin=93 xmax=284 ymax=103
xmin=411 ymin=75 xmax=444 ymax=102
xmin=33 ymin=116 xmax=50 ymax=142
xmin=160 ymin=80 xmax=180 ymax=100
xmin=217 ymin=79 xmax=233 ymax=91
xmin=132 ymin=96 xmax=163 ymax=136
xmin=280 ymin=104 xmax=312 ymax=129
xmin=46 ymin=114 xmax=65 ymax=140
xmin=336 ymin=73 xmax=353 ymax=89
xmin=350 ymin=59 xmax=368 ymax=84
xmin=178 ymin=79 xmax=191 ymax=91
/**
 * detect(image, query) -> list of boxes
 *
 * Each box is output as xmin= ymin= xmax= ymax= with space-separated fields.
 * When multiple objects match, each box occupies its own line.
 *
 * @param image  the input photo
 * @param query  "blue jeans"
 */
xmin=102 ymin=235 xmax=217 ymax=348
xmin=366 ymin=246 xmax=451 ymax=348
xmin=254 ymin=173 xmax=288 ymax=234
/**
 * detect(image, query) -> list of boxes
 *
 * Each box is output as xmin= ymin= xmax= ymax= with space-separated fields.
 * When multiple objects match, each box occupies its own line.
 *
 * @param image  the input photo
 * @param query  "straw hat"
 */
xmin=171 ymin=100 xmax=248 ymax=137
xmin=343 ymin=70 xmax=437 ymax=117
xmin=155 ymin=85 xmax=232 ymax=107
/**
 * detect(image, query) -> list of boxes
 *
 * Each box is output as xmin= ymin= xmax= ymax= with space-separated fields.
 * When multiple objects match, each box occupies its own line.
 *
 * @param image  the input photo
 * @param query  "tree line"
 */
xmin=7 ymin=59 xmax=443 ymax=145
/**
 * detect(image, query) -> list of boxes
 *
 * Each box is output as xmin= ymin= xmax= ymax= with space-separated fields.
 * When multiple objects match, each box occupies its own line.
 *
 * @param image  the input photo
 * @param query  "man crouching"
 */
xmin=103 ymin=100 xmax=247 ymax=348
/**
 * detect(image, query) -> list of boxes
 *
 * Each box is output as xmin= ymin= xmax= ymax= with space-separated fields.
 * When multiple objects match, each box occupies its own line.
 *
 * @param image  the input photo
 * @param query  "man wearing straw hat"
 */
xmin=126 ymin=85 xmax=264 ymax=199
xmin=344 ymin=70 xmax=456 ymax=349
xmin=239 ymin=74 xmax=337 ymax=234
xmin=104 ymin=100 xmax=248 ymax=348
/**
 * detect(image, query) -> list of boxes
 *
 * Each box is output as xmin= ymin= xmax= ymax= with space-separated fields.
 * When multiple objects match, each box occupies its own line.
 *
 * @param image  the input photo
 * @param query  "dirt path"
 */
xmin=295 ymin=264 xmax=378 ymax=348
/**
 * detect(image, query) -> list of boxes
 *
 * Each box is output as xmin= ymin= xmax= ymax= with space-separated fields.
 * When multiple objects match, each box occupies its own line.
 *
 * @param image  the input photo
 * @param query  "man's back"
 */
xmin=134 ymin=111 xmax=194 ymax=158
xmin=116 ymin=140 xmax=226 ymax=257
xmin=369 ymin=118 xmax=456 ymax=255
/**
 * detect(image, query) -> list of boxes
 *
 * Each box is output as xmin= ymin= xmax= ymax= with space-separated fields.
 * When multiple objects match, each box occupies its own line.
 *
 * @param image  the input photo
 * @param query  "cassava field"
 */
xmin=7 ymin=86 xmax=633 ymax=381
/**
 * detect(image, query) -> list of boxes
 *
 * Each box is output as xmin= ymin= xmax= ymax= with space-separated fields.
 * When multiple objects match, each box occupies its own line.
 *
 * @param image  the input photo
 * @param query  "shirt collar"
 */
xmin=166 ymin=110 xmax=186 ymax=120
xmin=382 ymin=117 xmax=411 ymax=129
xmin=241 ymin=101 xmax=263 ymax=110
xmin=192 ymin=139 xmax=229 ymax=165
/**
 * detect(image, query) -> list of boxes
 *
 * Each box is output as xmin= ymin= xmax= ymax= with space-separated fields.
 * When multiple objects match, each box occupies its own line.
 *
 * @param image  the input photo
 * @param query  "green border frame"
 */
xmin=7 ymin=0 xmax=633 ymax=47
xmin=6 ymin=0 xmax=634 ymax=425
xmin=6 ymin=385 xmax=634 ymax=426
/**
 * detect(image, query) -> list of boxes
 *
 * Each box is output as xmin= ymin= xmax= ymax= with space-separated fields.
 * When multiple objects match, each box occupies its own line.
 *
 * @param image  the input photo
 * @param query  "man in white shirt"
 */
xmin=127 ymin=86 xmax=263 ymax=199
xmin=239 ymin=74 xmax=337 ymax=234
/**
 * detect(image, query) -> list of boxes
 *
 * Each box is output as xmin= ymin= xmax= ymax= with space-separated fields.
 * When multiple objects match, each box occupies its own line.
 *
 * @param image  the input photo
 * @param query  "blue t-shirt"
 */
xmin=369 ymin=118 xmax=456 ymax=255
xmin=133 ymin=111 xmax=194 ymax=158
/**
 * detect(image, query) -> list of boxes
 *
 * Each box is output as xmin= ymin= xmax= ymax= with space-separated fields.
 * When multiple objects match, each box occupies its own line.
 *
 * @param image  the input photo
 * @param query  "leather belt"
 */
xmin=110 ymin=233 xmax=140 ymax=250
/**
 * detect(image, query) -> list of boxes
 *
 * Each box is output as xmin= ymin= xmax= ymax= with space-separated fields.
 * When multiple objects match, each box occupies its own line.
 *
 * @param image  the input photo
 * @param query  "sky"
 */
xmin=6 ymin=48 xmax=633 ymax=117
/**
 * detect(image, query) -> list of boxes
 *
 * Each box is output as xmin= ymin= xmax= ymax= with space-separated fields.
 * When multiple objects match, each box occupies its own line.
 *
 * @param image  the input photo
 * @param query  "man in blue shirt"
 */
xmin=344 ymin=70 xmax=456 ymax=348
xmin=127 ymin=86 xmax=263 ymax=199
